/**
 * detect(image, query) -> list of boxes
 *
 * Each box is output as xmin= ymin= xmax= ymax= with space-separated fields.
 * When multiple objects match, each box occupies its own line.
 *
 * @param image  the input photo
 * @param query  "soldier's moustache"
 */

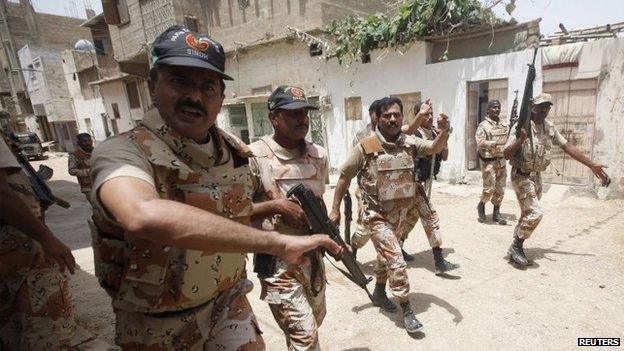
xmin=175 ymin=98 xmax=207 ymax=116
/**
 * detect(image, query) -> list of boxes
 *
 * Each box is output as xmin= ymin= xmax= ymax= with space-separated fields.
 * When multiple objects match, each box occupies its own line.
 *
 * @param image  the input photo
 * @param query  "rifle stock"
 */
xmin=287 ymin=184 xmax=374 ymax=303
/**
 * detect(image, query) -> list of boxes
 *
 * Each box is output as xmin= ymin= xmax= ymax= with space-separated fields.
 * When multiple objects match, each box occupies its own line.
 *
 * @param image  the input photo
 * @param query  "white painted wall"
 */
xmin=100 ymin=80 xmax=139 ymax=134
xmin=325 ymin=42 xmax=542 ymax=181
xmin=546 ymin=38 xmax=624 ymax=198
xmin=325 ymin=38 xmax=623 ymax=197
xmin=61 ymin=50 xmax=109 ymax=141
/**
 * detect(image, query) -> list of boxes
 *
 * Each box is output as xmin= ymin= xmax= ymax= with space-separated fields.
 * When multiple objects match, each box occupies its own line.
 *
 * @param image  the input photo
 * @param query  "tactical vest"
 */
xmin=249 ymin=136 xmax=326 ymax=234
xmin=478 ymin=118 xmax=509 ymax=159
xmin=72 ymin=147 xmax=92 ymax=191
xmin=358 ymin=135 xmax=416 ymax=212
xmin=511 ymin=122 xmax=555 ymax=173
xmin=90 ymin=126 xmax=254 ymax=313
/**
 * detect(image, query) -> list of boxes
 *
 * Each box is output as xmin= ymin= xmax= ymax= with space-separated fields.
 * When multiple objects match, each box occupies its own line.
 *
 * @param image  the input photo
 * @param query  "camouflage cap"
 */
xmin=533 ymin=93 xmax=553 ymax=106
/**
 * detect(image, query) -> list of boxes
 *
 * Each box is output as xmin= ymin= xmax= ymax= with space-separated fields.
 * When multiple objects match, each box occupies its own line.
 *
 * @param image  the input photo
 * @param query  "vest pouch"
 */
xmin=181 ymin=183 xmax=253 ymax=223
xmin=273 ymin=163 xmax=325 ymax=197
xmin=88 ymin=219 xmax=124 ymax=296
xmin=376 ymin=153 xmax=415 ymax=201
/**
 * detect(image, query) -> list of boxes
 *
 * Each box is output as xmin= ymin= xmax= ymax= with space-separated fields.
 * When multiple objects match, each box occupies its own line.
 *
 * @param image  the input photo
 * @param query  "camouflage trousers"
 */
xmin=367 ymin=220 xmax=410 ymax=303
xmin=353 ymin=186 xmax=365 ymax=241
xmin=261 ymin=255 xmax=326 ymax=351
xmin=352 ymin=185 xmax=443 ymax=249
xmin=0 ymin=226 xmax=76 ymax=351
xmin=511 ymin=170 xmax=544 ymax=240
xmin=480 ymin=160 xmax=507 ymax=205
xmin=115 ymin=279 xmax=265 ymax=351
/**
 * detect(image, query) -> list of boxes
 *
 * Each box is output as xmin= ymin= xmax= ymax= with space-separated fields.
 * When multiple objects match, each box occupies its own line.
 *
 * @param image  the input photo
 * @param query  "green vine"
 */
xmin=327 ymin=0 xmax=504 ymax=65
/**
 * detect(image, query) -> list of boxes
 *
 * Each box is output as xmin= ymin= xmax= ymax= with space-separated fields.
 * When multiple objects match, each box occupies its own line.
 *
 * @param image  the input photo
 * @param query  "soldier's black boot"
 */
xmin=400 ymin=241 xmax=415 ymax=262
xmin=432 ymin=247 xmax=460 ymax=275
xmin=508 ymin=236 xmax=530 ymax=266
xmin=372 ymin=283 xmax=398 ymax=312
xmin=477 ymin=201 xmax=486 ymax=223
xmin=400 ymin=301 xmax=423 ymax=334
xmin=493 ymin=205 xmax=507 ymax=225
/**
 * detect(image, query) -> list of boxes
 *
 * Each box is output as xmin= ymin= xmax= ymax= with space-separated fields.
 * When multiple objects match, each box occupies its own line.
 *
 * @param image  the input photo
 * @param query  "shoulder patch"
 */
xmin=360 ymin=136 xmax=384 ymax=155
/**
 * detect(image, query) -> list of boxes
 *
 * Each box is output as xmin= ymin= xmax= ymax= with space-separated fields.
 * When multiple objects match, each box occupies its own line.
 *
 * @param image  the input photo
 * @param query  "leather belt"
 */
xmin=514 ymin=168 xmax=538 ymax=177
xmin=478 ymin=155 xmax=505 ymax=162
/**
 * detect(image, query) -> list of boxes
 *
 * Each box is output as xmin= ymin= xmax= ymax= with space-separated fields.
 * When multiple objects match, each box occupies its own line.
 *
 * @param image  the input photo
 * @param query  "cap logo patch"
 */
xmin=185 ymin=34 xmax=210 ymax=52
xmin=289 ymin=87 xmax=306 ymax=101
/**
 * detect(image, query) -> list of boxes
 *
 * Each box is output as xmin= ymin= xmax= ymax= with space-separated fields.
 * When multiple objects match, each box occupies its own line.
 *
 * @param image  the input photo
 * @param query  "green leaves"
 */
xmin=327 ymin=0 xmax=503 ymax=65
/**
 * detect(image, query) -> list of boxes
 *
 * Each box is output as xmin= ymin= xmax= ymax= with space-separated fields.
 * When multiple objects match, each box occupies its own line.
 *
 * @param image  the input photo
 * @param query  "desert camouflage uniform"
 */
xmin=249 ymin=136 xmax=328 ymax=351
xmin=399 ymin=126 xmax=446 ymax=243
xmin=0 ymin=134 xmax=76 ymax=350
xmin=89 ymin=109 xmax=264 ymax=350
xmin=350 ymin=124 xmax=375 ymax=241
xmin=67 ymin=146 xmax=92 ymax=197
xmin=506 ymin=120 xmax=567 ymax=239
xmin=340 ymin=129 xmax=435 ymax=302
xmin=476 ymin=117 xmax=509 ymax=205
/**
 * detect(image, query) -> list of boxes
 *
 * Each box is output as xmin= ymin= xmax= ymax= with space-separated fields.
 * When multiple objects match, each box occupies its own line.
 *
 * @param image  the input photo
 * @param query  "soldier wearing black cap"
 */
xmin=249 ymin=86 xmax=330 ymax=350
xmin=88 ymin=26 xmax=340 ymax=350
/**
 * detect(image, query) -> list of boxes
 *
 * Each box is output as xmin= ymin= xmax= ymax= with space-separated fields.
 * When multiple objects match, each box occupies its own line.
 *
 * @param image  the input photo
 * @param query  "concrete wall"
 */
xmin=324 ymin=38 xmax=624 ymax=197
xmin=542 ymin=38 xmax=624 ymax=198
xmin=61 ymin=49 xmax=109 ymax=141
xmin=325 ymin=42 xmax=541 ymax=177
xmin=224 ymin=40 xmax=326 ymax=97
xmin=99 ymin=79 xmax=146 ymax=134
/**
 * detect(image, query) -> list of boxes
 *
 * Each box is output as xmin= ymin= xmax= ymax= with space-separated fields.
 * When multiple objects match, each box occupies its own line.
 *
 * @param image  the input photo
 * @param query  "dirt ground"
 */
xmin=36 ymin=153 xmax=623 ymax=350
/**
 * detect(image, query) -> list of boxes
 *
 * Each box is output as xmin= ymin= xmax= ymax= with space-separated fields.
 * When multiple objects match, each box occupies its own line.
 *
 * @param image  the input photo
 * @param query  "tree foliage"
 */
xmin=327 ymin=0 xmax=503 ymax=65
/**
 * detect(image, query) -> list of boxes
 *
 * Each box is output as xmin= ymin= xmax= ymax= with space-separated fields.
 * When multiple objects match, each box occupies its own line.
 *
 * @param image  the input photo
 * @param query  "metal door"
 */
xmin=542 ymin=79 xmax=597 ymax=185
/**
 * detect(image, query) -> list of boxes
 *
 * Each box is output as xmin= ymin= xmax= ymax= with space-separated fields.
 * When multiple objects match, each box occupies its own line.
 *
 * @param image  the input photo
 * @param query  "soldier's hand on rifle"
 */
xmin=277 ymin=198 xmax=308 ymax=229
xmin=329 ymin=208 xmax=341 ymax=226
xmin=276 ymin=234 xmax=342 ymax=266
xmin=41 ymin=234 xmax=76 ymax=274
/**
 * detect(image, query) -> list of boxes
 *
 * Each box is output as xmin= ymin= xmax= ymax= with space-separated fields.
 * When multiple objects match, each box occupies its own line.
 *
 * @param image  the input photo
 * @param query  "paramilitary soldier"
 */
xmin=476 ymin=100 xmax=508 ymax=225
xmin=329 ymin=97 xmax=455 ymax=334
xmin=88 ymin=25 xmax=339 ymax=350
xmin=503 ymin=93 xmax=609 ymax=266
xmin=399 ymin=100 xmax=450 ymax=262
xmin=0 ymin=125 xmax=77 ymax=349
xmin=250 ymin=86 xmax=330 ymax=350
xmin=68 ymin=132 xmax=93 ymax=199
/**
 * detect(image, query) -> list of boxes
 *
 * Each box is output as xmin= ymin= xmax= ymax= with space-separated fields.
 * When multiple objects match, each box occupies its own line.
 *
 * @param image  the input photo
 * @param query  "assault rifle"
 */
xmin=508 ymin=90 xmax=519 ymax=135
xmin=286 ymin=183 xmax=374 ymax=303
xmin=514 ymin=47 xmax=539 ymax=167
xmin=343 ymin=191 xmax=352 ymax=245
xmin=3 ymin=131 xmax=70 ymax=209
xmin=15 ymin=151 xmax=70 ymax=209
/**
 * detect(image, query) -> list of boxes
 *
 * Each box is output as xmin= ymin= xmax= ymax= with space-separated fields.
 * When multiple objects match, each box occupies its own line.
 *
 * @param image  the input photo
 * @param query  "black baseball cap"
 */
xmin=150 ymin=25 xmax=233 ymax=80
xmin=268 ymin=86 xmax=319 ymax=111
